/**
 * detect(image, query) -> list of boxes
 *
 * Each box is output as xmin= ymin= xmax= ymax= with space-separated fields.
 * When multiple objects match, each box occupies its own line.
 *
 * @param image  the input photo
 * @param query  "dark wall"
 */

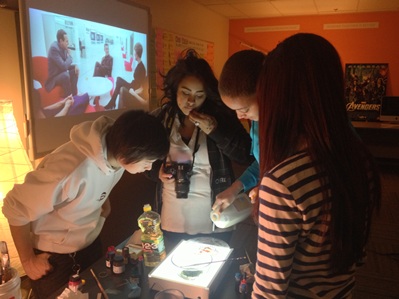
xmin=100 ymin=172 xmax=157 ymax=253
xmin=353 ymin=126 xmax=399 ymax=161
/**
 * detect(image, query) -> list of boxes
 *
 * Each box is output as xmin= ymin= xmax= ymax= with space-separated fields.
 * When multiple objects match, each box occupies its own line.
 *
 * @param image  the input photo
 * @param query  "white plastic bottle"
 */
xmin=210 ymin=193 xmax=253 ymax=228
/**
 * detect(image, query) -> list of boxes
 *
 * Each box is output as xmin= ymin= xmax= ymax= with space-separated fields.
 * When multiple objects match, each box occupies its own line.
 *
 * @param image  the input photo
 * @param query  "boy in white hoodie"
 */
xmin=2 ymin=109 xmax=169 ymax=298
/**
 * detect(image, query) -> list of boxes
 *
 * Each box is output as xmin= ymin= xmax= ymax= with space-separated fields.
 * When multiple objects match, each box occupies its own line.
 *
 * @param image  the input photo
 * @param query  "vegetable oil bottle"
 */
xmin=138 ymin=204 xmax=166 ymax=267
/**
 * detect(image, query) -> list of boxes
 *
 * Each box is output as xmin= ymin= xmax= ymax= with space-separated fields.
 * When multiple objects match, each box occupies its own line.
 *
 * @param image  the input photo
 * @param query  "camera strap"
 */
xmin=163 ymin=114 xmax=200 ymax=173
xmin=160 ymin=109 xmax=201 ymax=172
xmin=189 ymin=128 xmax=201 ymax=172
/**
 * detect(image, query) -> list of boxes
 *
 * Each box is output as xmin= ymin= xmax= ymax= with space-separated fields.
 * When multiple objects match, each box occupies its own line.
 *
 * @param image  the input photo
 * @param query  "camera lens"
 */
xmin=175 ymin=163 xmax=191 ymax=198
xmin=176 ymin=181 xmax=190 ymax=198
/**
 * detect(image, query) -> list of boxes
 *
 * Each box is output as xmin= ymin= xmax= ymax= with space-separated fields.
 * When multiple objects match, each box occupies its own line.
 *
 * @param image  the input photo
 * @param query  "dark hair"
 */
xmin=56 ymin=29 xmax=67 ymax=42
xmin=160 ymin=49 xmax=223 ymax=124
xmin=219 ymin=49 xmax=265 ymax=98
xmin=257 ymin=33 xmax=381 ymax=272
xmin=134 ymin=42 xmax=143 ymax=58
xmin=106 ymin=110 xmax=169 ymax=164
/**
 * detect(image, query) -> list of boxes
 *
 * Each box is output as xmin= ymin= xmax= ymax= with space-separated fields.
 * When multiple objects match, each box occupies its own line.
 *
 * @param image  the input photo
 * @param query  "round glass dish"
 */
xmin=171 ymin=251 xmax=213 ymax=280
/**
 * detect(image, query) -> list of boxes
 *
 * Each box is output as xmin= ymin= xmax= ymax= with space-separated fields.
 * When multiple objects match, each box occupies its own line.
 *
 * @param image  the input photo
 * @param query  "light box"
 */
xmin=148 ymin=239 xmax=233 ymax=299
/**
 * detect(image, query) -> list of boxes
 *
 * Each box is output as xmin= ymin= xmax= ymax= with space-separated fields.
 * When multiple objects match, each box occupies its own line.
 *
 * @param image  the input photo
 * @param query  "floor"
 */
xmin=353 ymin=161 xmax=399 ymax=298
xmin=1 ymin=100 xmax=398 ymax=298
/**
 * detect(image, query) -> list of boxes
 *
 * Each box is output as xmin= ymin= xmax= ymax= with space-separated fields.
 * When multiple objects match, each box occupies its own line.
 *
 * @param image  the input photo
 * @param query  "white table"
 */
xmin=84 ymin=77 xmax=113 ymax=106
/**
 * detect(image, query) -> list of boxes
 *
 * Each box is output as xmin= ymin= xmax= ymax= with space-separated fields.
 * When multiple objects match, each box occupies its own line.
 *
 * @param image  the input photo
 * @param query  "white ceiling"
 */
xmin=191 ymin=0 xmax=399 ymax=19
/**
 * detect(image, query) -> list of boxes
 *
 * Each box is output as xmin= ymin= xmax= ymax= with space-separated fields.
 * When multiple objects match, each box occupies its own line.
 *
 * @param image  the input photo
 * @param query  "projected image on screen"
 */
xmin=18 ymin=0 xmax=150 ymax=159
xmin=29 ymin=7 xmax=148 ymax=120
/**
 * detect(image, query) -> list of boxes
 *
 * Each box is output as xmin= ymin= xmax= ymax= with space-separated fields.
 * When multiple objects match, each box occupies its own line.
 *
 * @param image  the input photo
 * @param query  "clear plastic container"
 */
xmin=138 ymin=204 xmax=166 ymax=267
xmin=0 ymin=268 xmax=22 ymax=299
xmin=210 ymin=193 xmax=252 ymax=228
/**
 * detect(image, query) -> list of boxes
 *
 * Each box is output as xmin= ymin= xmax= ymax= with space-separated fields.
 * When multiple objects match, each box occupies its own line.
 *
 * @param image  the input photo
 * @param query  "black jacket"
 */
xmin=146 ymin=100 xmax=254 ymax=212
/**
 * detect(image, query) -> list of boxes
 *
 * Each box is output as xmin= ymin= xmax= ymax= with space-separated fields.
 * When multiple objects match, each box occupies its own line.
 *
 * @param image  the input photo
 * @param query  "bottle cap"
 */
xmin=69 ymin=274 xmax=81 ymax=282
xmin=113 ymin=255 xmax=123 ymax=262
xmin=143 ymin=204 xmax=152 ymax=212
xmin=210 ymin=211 xmax=220 ymax=221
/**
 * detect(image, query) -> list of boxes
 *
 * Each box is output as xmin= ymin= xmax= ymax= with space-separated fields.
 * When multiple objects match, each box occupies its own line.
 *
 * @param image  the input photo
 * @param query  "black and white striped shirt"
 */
xmin=252 ymin=152 xmax=356 ymax=299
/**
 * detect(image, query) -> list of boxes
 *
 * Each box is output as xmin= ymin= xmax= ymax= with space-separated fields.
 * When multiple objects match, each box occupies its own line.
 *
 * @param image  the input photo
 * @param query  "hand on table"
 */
xmin=23 ymin=252 xmax=53 ymax=280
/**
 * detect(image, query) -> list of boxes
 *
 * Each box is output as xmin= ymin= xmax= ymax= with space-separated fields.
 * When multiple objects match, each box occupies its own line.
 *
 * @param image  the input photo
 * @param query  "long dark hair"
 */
xmin=257 ymin=33 xmax=381 ymax=272
xmin=160 ymin=49 xmax=227 ymax=124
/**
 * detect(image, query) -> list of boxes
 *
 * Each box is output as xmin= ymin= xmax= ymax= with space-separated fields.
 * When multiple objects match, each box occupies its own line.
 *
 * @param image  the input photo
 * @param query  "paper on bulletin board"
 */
xmin=155 ymin=28 xmax=214 ymax=98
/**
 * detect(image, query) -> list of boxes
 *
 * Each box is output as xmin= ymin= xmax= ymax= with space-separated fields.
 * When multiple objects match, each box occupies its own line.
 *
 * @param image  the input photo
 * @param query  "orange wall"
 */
xmin=229 ymin=12 xmax=399 ymax=96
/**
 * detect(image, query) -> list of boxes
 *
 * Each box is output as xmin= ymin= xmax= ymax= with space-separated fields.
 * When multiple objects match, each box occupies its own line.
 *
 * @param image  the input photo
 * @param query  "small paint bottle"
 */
xmin=122 ymin=246 xmax=130 ymax=265
xmin=239 ymin=277 xmax=247 ymax=294
xmin=106 ymin=250 xmax=115 ymax=269
xmin=234 ymin=272 xmax=242 ymax=293
xmin=68 ymin=274 xmax=82 ymax=292
xmin=112 ymin=255 xmax=125 ymax=275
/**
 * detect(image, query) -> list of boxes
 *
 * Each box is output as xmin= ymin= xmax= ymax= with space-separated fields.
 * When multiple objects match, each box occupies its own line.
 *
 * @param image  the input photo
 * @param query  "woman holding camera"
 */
xmin=148 ymin=49 xmax=253 ymax=251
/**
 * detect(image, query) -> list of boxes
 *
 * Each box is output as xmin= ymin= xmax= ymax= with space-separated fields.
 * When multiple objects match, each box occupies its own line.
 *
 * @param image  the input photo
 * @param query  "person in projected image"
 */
xmin=93 ymin=43 xmax=113 ymax=77
xmin=2 ymin=110 xmax=170 ymax=298
xmin=252 ymin=33 xmax=381 ymax=298
xmin=34 ymin=93 xmax=74 ymax=118
xmin=104 ymin=42 xmax=146 ymax=110
xmin=145 ymin=49 xmax=253 ymax=252
xmin=32 ymin=88 xmax=91 ymax=119
xmin=117 ymin=85 xmax=148 ymax=111
xmin=45 ymin=29 xmax=79 ymax=97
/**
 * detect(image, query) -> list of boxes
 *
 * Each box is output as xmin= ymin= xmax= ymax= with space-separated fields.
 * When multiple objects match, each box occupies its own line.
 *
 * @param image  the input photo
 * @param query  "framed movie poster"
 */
xmin=345 ymin=63 xmax=388 ymax=121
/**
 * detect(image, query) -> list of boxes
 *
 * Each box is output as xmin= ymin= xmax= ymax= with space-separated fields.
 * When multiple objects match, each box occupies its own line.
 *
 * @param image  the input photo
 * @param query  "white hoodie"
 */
xmin=2 ymin=116 xmax=124 ymax=253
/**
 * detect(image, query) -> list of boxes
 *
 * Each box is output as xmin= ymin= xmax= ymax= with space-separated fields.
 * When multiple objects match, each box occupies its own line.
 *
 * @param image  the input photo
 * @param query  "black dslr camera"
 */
xmin=164 ymin=162 xmax=192 ymax=198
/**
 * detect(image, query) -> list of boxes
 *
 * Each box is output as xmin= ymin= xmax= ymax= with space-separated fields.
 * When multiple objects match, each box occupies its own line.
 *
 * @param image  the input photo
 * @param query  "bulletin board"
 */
xmin=154 ymin=28 xmax=215 ymax=99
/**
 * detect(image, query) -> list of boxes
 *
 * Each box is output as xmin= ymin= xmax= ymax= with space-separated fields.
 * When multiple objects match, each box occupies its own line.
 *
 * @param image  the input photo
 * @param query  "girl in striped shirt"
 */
xmin=253 ymin=33 xmax=381 ymax=299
